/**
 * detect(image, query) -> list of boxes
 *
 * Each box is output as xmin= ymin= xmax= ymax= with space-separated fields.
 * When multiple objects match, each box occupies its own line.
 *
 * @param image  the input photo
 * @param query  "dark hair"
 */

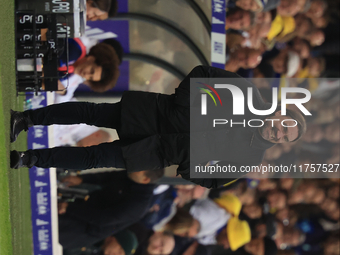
xmin=316 ymin=0 xmax=328 ymax=12
xmin=301 ymin=38 xmax=312 ymax=51
xmin=263 ymin=237 xmax=278 ymax=254
xmin=227 ymin=7 xmax=256 ymax=30
xmin=277 ymin=189 xmax=289 ymax=200
xmin=90 ymin=0 xmax=111 ymax=12
xmin=269 ymin=9 xmax=277 ymax=22
xmin=108 ymin=0 xmax=118 ymax=17
xmin=87 ymin=42 xmax=120 ymax=92
xmin=144 ymin=168 xmax=165 ymax=183
xmin=102 ymin=38 xmax=124 ymax=64
xmin=165 ymin=209 xmax=194 ymax=233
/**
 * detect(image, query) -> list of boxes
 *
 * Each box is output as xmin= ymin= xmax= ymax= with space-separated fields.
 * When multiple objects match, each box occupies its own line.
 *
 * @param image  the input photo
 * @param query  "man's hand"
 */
xmin=149 ymin=204 xmax=160 ymax=212
xmin=183 ymin=241 xmax=199 ymax=255
xmin=56 ymin=80 xmax=67 ymax=95
xmin=61 ymin=176 xmax=83 ymax=187
xmin=58 ymin=202 xmax=68 ymax=214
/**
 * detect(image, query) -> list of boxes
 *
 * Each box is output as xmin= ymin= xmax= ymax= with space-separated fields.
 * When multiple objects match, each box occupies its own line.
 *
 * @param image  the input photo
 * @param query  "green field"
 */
xmin=0 ymin=0 xmax=33 ymax=254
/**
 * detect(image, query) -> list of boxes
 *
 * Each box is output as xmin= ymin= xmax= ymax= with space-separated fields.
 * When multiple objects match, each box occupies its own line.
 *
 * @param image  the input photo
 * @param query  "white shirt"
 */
xmin=55 ymin=74 xmax=85 ymax=104
xmin=190 ymin=199 xmax=231 ymax=245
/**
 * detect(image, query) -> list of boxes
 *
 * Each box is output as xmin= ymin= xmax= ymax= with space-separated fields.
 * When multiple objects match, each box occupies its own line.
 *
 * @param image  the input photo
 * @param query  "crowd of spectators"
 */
xmin=222 ymin=0 xmax=340 ymax=254
xmin=59 ymin=171 xmax=340 ymax=255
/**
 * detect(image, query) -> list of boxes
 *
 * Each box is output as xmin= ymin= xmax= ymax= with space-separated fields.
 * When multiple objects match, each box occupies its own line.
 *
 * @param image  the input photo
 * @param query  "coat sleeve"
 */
xmin=86 ymin=194 xmax=150 ymax=235
xmin=80 ymin=171 xmax=127 ymax=187
xmin=175 ymin=65 xmax=266 ymax=113
xmin=174 ymin=66 xmax=242 ymax=108
xmin=65 ymin=188 xmax=151 ymax=237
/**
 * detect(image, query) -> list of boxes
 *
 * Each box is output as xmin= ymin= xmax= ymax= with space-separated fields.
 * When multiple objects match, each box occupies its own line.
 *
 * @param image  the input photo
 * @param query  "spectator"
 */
xmin=290 ymin=37 xmax=311 ymax=59
xmin=306 ymin=29 xmax=325 ymax=46
xmin=57 ymin=169 xmax=164 ymax=249
xmin=163 ymin=209 xmax=200 ymax=237
xmin=56 ymin=42 xmax=120 ymax=95
xmin=86 ymin=0 xmax=118 ymax=21
xmin=225 ymin=48 xmax=263 ymax=72
xmin=63 ymin=229 xmax=138 ymax=255
xmin=235 ymin=0 xmax=280 ymax=12
xmin=226 ymin=8 xmax=256 ymax=31
xmin=271 ymin=49 xmax=302 ymax=77
xmin=243 ymin=237 xmax=278 ymax=255
xmin=263 ymin=189 xmax=288 ymax=211
xmin=305 ymin=0 xmax=327 ymax=19
xmin=276 ymin=0 xmax=307 ymax=17
xmin=143 ymin=231 xmax=175 ymax=255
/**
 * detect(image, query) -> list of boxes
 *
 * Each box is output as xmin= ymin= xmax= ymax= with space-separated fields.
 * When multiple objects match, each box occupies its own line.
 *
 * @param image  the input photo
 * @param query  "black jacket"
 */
xmin=58 ymin=171 xmax=155 ymax=249
xmin=118 ymin=66 xmax=274 ymax=188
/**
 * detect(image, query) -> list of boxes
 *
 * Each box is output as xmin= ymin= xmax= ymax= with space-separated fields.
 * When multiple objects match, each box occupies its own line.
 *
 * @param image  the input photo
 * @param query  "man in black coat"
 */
xmin=10 ymin=66 xmax=306 ymax=188
xmin=57 ymin=169 xmax=163 ymax=249
xmin=63 ymin=229 xmax=138 ymax=255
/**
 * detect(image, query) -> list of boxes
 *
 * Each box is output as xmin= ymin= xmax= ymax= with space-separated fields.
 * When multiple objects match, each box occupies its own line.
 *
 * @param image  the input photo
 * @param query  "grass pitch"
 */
xmin=0 ymin=0 xmax=33 ymax=254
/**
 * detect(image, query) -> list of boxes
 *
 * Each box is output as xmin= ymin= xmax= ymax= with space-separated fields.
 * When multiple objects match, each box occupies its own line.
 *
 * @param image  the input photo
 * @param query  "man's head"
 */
xmin=74 ymin=55 xmax=102 ymax=82
xmin=271 ymin=50 xmax=301 ymax=77
xmin=259 ymin=109 xmax=306 ymax=144
xmin=102 ymin=230 xmax=138 ymax=255
xmin=226 ymin=8 xmax=256 ymax=30
xmin=312 ymin=16 xmax=328 ymax=28
xmin=74 ymin=43 xmax=120 ymax=92
xmin=282 ymin=227 xmax=304 ymax=247
xmin=256 ymin=11 xmax=274 ymax=24
xmin=308 ymin=29 xmax=325 ymax=46
xmin=231 ymin=48 xmax=263 ymax=69
xmin=128 ymin=169 xmax=165 ymax=184
xmin=294 ymin=14 xmax=314 ymax=37
xmin=242 ymin=203 xmax=263 ymax=219
xmin=244 ymin=237 xmax=278 ymax=255
xmin=277 ymin=0 xmax=306 ymax=16
xmin=216 ymin=217 xmax=251 ymax=250
xmin=266 ymin=189 xmax=288 ymax=210
xmin=307 ymin=56 xmax=325 ymax=77
xmin=102 ymin=38 xmax=124 ymax=64
xmin=305 ymin=0 xmax=327 ymax=18
xmin=147 ymin=232 xmax=175 ymax=255
xmin=291 ymin=37 xmax=311 ymax=59
xmin=236 ymin=0 xmax=264 ymax=12
xmin=165 ymin=209 xmax=200 ymax=238
xmin=86 ymin=0 xmax=118 ymax=21
xmin=271 ymin=50 xmax=288 ymax=74
xmin=175 ymin=185 xmax=208 ymax=207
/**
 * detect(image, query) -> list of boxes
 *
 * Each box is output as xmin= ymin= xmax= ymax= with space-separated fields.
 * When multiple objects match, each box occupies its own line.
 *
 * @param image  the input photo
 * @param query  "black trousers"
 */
xmin=26 ymin=102 xmax=126 ymax=170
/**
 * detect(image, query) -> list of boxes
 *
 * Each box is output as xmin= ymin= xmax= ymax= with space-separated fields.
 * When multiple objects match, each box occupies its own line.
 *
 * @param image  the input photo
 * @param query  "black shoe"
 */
xmin=10 ymin=150 xmax=37 ymax=169
xmin=10 ymin=110 xmax=33 ymax=143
